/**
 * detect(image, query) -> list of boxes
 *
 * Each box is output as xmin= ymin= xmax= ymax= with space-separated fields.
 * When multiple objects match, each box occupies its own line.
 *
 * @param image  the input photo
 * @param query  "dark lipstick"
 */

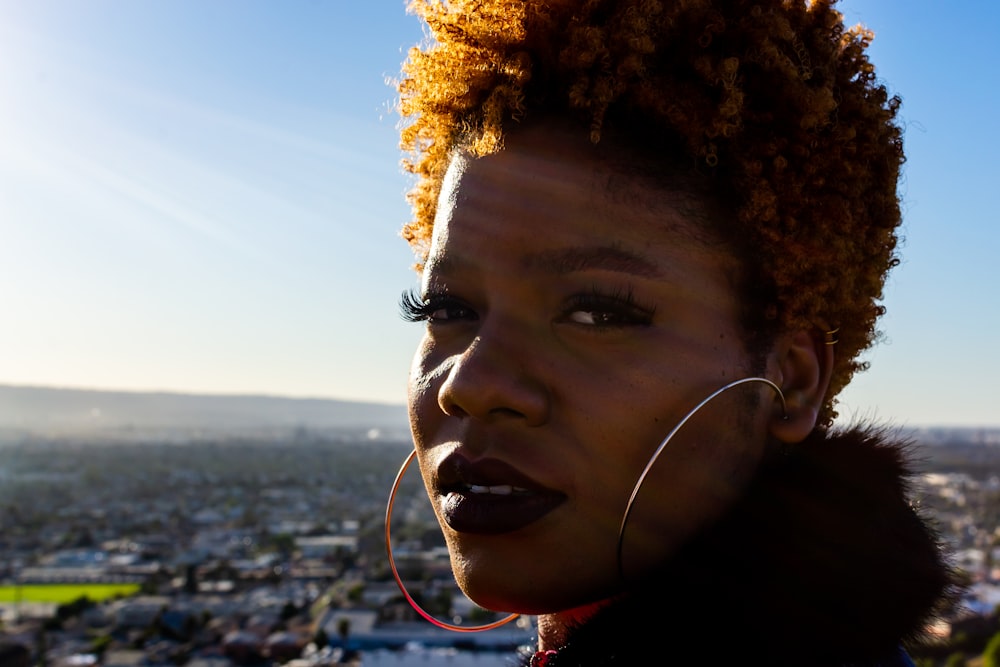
xmin=436 ymin=454 xmax=566 ymax=535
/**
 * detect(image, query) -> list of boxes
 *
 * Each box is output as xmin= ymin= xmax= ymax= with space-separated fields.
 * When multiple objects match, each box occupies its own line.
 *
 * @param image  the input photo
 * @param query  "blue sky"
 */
xmin=0 ymin=1 xmax=996 ymax=428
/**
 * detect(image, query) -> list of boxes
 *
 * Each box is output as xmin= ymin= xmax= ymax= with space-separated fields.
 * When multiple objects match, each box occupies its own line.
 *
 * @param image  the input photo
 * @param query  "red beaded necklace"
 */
xmin=530 ymin=649 xmax=560 ymax=667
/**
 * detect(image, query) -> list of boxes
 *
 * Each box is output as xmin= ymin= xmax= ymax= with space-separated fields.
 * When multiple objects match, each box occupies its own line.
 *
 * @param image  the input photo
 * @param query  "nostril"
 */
xmin=438 ymin=391 xmax=469 ymax=417
xmin=489 ymin=406 xmax=527 ymax=419
xmin=439 ymin=396 xmax=470 ymax=419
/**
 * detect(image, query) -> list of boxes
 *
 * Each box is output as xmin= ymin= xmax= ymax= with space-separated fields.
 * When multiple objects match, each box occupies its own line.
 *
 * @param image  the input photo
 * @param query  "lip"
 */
xmin=436 ymin=454 xmax=566 ymax=535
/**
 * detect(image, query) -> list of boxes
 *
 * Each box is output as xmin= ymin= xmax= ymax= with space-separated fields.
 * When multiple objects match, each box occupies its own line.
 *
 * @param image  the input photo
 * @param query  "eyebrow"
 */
xmin=520 ymin=245 xmax=663 ymax=277
xmin=423 ymin=244 xmax=664 ymax=282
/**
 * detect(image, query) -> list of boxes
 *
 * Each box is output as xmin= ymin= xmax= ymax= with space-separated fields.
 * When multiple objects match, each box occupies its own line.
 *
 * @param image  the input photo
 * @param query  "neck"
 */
xmin=535 ymin=599 xmax=614 ymax=651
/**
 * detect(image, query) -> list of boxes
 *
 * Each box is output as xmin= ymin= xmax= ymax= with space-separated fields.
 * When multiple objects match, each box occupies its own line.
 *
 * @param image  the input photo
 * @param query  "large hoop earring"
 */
xmin=385 ymin=449 xmax=520 ymax=633
xmin=616 ymin=376 xmax=787 ymax=582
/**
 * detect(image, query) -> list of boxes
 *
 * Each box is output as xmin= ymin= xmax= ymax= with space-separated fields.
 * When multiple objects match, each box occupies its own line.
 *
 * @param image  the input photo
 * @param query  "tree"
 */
xmin=337 ymin=617 xmax=351 ymax=644
xmin=280 ymin=601 xmax=298 ymax=622
xmin=269 ymin=533 xmax=296 ymax=558
xmin=55 ymin=595 xmax=93 ymax=621
xmin=90 ymin=634 xmax=112 ymax=658
xmin=945 ymin=651 xmax=968 ymax=667
xmin=346 ymin=583 xmax=364 ymax=604
xmin=982 ymin=630 xmax=1000 ymax=667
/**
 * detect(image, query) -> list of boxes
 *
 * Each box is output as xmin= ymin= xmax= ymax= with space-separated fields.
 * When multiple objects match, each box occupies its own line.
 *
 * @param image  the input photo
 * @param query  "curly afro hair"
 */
xmin=396 ymin=0 xmax=904 ymax=425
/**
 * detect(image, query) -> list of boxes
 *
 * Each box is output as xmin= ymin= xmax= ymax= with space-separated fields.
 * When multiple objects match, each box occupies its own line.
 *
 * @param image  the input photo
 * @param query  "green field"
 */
xmin=0 ymin=583 xmax=140 ymax=604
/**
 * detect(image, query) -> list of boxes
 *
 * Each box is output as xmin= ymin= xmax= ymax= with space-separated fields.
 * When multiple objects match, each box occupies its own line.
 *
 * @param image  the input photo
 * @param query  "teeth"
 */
xmin=466 ymin=484 xmax=526 ymax=495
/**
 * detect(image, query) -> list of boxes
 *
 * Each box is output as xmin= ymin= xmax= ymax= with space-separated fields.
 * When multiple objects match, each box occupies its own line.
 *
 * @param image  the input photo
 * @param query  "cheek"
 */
xmin=406 ymin=380 xmax=433 ymax=446
xmin=610 ymin=398 xmax=767 ymax=576
xmin=407 ymin=335 xmax=436 ymax=392
xmin=407 ymin=337 xmax=445 ymax=445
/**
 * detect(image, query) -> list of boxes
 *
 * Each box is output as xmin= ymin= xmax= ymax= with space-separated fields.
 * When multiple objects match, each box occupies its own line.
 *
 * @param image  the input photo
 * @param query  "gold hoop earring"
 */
xmin=385 ymin=449 xmax=520 ymax=633
xmin=616 ymin=376 xmax=787 ymax=582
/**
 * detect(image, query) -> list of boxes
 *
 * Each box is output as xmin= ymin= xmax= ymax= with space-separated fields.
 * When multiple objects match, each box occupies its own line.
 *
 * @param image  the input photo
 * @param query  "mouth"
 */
xmin=436 ymin=454 xmax=566 ymax=535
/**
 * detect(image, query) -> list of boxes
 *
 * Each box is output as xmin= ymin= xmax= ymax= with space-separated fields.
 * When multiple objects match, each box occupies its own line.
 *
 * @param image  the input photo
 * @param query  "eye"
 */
xmin=562 ymin=287 xmax=655 ymax=329
xmin=567 ymin=310 xmax=631 ymax=326
xmin=399 ymin=289 xmax=478 ymax=324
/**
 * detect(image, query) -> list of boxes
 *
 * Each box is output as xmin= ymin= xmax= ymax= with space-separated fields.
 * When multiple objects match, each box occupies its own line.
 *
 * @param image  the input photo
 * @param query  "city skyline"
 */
xmin=1 ymin=1 xmax=997 ymax=428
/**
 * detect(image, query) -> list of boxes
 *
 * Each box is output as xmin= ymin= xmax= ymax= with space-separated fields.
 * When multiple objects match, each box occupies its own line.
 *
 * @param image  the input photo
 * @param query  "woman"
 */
xmin=389 ymin=1 xmax=956 ymax=664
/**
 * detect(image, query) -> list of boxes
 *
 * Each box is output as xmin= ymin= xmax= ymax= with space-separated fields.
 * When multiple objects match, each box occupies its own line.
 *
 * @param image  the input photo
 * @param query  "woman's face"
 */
xmin=406 ymin=124 xmax=784 ymax=615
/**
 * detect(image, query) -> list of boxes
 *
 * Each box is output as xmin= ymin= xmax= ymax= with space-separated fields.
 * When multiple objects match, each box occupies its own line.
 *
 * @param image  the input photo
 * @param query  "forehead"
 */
xmin=426 ymin=123 xmax=733 ymax=281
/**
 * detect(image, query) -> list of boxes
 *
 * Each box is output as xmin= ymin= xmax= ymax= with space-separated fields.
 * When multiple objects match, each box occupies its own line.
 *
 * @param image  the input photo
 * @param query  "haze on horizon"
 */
xmin=1 ymin=1 xmax=997 ymax=429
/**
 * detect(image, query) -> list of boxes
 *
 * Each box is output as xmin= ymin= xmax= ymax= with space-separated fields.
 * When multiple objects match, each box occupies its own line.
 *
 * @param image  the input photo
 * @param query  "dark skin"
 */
xmin=404 ymin=123 xmax=834 ymax=649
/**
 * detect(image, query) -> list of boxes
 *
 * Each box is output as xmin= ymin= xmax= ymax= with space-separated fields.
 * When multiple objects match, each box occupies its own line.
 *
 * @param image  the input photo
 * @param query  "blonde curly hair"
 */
xmin=396 ymin=0 xmax=903 ymax=425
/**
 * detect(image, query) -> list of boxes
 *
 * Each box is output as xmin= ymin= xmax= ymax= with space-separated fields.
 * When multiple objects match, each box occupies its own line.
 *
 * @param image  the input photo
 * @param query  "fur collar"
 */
xmin=525 ymin=425 xmax=959 ymax=666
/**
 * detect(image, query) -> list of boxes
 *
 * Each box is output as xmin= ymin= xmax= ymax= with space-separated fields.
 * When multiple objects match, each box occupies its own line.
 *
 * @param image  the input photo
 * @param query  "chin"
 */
xmin=453 ymin=561 xmax=621 ymax=617
xmin=453 ymin=567 xmax=535 ymax=614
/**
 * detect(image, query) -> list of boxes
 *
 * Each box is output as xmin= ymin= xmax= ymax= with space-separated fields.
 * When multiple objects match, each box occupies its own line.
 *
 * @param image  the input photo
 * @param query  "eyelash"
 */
xmin=562 ymin=286 xmax=656 ymax=328
xmin=399 ymin=287 xmax=655 ymax=328
xmin=399 ymin=289 xmax=476 ymax=323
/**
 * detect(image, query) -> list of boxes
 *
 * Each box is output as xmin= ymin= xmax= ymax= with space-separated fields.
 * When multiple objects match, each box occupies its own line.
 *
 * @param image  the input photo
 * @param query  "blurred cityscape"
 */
xmin=1 ymin=385 xmax=999 ymax=667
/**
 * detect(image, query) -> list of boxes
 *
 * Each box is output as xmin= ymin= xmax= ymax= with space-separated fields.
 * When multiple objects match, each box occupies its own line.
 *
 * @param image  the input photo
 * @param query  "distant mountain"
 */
xmin=0 ymin=384 xmax=409 ymax=437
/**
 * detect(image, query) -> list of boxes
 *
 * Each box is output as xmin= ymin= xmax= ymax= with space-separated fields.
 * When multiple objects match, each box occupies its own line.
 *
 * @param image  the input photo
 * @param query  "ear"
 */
xmin=768 ymin=329 xmax=835 ymax=444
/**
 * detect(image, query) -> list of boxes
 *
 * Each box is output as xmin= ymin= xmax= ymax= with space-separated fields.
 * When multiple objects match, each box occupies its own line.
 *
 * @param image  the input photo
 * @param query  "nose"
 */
xmin=437 ymin=329 xmax=550 ymax=427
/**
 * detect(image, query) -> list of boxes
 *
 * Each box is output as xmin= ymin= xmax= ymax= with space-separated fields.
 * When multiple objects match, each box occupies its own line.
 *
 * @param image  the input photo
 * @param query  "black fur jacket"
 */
xmin=519 ymin=425 xmax=958 ymax=667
